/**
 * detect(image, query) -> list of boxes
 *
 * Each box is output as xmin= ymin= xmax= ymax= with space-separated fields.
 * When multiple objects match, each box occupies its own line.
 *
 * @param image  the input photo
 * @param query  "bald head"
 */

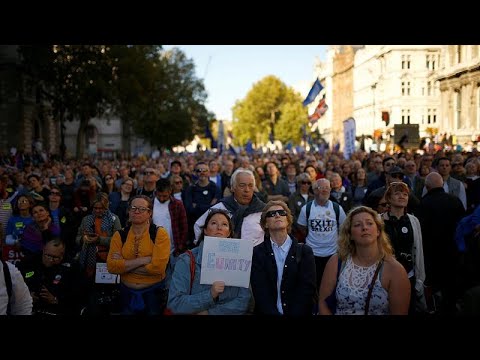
xmin=425 ymin=172 xmax=443 ymax=191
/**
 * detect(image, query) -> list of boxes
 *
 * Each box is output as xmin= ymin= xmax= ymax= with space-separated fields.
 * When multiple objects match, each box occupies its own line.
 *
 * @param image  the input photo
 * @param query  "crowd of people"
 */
xmin=0 ymin=145 xmax=479 ymax=315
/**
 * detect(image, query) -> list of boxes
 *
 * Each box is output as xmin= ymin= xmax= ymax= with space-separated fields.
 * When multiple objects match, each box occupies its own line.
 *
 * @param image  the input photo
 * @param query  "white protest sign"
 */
xmin=95 ymin=263 xmax=119 ymax=284
xmin=200 ymin=236 xmax=253 ymax=288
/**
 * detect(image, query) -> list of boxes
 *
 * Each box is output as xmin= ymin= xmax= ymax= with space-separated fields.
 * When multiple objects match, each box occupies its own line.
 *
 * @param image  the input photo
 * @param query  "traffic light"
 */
xmin=381 ymin=111 xmax=390 ymax=126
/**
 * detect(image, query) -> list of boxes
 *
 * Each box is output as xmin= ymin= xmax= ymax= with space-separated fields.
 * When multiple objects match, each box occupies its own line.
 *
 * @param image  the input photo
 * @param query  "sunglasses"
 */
xmin=174 ymin=180 xmax=183 ymax=184
xmin=301 ymin=181 xmax=311 ymax=185
xmin=129 ymin=205 xmax=150 ymax=213
xmin=195 ymin=168 xmax=208 ymax=173
xmin=265 ymin=209 xmax=287 ymax=218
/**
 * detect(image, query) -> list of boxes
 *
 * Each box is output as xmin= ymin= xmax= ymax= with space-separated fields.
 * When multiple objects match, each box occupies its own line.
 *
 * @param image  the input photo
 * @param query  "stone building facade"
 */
xmin=353 ymin=45 xmax=442 ymax=142
xmin=437 ymin=45 xmax=480 ymax=145
xmin=0 ymin=45 xmax=58 ymax=157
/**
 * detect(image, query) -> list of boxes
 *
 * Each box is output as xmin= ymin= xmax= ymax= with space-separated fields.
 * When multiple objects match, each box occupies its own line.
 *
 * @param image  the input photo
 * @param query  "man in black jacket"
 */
xmin=416 ymin=172 xmax=465 ymax=314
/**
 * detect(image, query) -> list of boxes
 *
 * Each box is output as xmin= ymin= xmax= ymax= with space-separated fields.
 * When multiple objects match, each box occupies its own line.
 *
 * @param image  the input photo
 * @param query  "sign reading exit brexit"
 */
xmin=200 ymin=236 xmax=253 ymax=288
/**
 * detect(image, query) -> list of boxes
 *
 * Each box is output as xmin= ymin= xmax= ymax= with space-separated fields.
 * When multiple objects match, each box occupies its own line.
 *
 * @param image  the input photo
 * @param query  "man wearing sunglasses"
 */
xmin=136 ymin=168 xmax=159 ymax=201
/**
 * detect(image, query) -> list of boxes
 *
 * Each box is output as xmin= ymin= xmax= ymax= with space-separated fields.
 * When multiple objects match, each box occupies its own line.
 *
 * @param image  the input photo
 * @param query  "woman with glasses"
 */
xmin=170 ymin=174 xmax=185 ymax=202
xmin=101 ymin=174 xmax=118 ymax=195
xmin=250 ymin=201 xmax=317 ymax=315
xmin=288 ymin=173 xmax=314 ymax=242
xmin=381 ymin=182 xmax=426 ymax=313
xmin=107 ymin=195 xmax=170 ymax=315
xmin=167 ymin=208 xmax=252 ymax=315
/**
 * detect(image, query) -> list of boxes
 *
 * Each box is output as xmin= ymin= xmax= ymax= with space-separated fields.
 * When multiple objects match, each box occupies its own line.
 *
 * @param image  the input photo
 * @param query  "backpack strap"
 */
xmin=148 ymin=223 xmax=159 ymax=244
xmin=332 ymin=201 xmax=340 ymax=235
xmin=119 ymin=223 xmax=159 ymax=245
xmin=305 ymin=200 xmax=314 ymax=237
xmin=2 ymin=261 xmax=12 ymax=315
xmin=185 ymin=250 xmax=196 ymax=294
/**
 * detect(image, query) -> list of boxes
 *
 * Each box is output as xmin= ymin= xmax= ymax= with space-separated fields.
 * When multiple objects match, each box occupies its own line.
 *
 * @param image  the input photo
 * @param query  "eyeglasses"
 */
xmin=43 ymin=253 xmax=62 ymax=261
xmin=105 ymin=177 xmax=113 ymax=181
xmin=122 ymin=182 xmax=133 ymax=187
xmin=265 ymin=209 xmax=288 ymax=218
xmin=49 ymin=192 xmax=61 ymax=196
xmin=129 ymin=205 xmax=150 ymax=213
xmin=301 ymin=181 xmax=311 ymax=185
xmin=195 ymin=168 xmax=208 ymax=173
xmin=174 ymin=181 xmax=183 ymax=184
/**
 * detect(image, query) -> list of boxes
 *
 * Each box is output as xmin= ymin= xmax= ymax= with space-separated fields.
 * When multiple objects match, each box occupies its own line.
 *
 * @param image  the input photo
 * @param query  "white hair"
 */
xmin=230 ymin=168 xmax=255 ymax=189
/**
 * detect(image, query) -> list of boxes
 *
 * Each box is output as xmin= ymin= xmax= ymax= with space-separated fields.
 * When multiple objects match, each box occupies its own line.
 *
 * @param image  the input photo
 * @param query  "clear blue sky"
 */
xmin=163 ymin=45 xmax=327 ymax=121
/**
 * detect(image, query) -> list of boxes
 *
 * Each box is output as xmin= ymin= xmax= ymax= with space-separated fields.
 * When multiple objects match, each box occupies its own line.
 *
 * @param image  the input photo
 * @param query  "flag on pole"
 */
xmin=302 ymin=78 xmax=324 ymax=107
xmin=308 ymin=97 xmax=329 ymax=123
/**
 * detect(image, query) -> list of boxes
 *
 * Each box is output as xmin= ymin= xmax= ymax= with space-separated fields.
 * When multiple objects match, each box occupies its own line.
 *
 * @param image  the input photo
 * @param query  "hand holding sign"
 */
xmin=200 ymin=236 xmax=253 ymax=288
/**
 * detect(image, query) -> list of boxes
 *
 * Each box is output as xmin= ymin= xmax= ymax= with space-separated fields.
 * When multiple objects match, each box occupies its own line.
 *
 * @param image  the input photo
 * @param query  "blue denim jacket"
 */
xmin=167 ymin=243 xmax=251 ymax=315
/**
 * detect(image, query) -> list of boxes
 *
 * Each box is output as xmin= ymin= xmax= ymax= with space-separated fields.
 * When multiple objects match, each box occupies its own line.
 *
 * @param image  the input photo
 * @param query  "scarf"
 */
xmin=79 ymin=211 xmax=117 ymax=277
xmin=221 ymin=194 xmax=265 ymax=238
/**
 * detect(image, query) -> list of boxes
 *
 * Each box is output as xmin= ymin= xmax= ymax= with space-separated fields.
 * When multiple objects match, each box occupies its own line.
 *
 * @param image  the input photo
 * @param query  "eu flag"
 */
xmin=302 ymin=78 xmax=323 ymax=107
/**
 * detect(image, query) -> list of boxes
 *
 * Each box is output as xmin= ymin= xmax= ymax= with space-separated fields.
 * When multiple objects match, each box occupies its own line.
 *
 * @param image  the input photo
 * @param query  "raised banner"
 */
xmin=343 ymin=117 xmax=356 ymax=160
xmin=200 ymin=236 xmax=253 ymax=288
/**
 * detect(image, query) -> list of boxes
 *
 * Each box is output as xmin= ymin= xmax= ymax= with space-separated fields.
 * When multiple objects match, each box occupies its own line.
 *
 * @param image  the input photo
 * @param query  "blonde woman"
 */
xmin=319 ymin=206 xmax=410 ymax=315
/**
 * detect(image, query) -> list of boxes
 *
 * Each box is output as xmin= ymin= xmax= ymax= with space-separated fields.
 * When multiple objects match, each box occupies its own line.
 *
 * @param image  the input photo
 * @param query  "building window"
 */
xmin=401 ymin=109 xmax=405 ymax=124
xmin=456 ymin=91 xmax=462 ymax=128
xmin=422 ymin=86 xmax=425 ymax=96
xmin=422 ymin=114 xmax=425 ymax=124
xmin=402 ymin=55 xmax=405 ymax=69
xmin=407 ymin=82 xmax=411 ymax=96
xmin=457 ymin=45 xmax=462 ymax=63
xmin=426 ymin=55 xmax=430 ymax=69
xmin=432 ymin=57 xmax=436 ymax=70
xmin=433 ymin=108 xmax=437 ymax=124
xmin=427 ymin=81 xmax=432 ymax=96
xmin=407 ymin=109 xmax=411 ymax=124
xmin=428 ymin=109 xmax=431 ymax=124
xmin=402 ymin=82 xmax=405 ymax=96
xmin=407 ymin=55 xmax=411 ymax=69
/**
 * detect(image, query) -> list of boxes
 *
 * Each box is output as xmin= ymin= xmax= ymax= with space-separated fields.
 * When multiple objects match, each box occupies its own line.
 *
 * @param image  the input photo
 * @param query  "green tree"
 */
xmin=115 ymin=47 xmax=213 ymax=150
xmin=232 ymin=75 xmax=308 ymax=147
xmin=275 ymin=101 xmax=309 ymax=144
xmin=19 ymin=45 xmax=118 ymax=158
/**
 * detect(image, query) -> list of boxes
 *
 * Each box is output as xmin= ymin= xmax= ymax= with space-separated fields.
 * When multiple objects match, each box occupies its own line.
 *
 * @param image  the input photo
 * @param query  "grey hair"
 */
xmin=296 ymin=172 xmax=311 ymax=185
xmin=230 ymin=168 xmax=256 ymax=189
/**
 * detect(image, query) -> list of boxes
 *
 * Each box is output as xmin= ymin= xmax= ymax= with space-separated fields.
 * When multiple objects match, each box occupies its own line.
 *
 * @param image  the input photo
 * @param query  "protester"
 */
xmin=167 ymin=209 xmax=252 ymax=315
